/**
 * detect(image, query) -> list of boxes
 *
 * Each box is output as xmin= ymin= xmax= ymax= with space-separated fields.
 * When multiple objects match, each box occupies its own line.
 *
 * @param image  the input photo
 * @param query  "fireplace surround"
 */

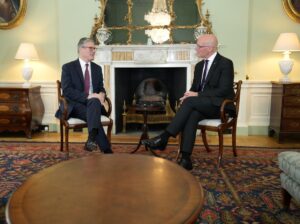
xmin=94 ymin=44 xmax=199 ymax=133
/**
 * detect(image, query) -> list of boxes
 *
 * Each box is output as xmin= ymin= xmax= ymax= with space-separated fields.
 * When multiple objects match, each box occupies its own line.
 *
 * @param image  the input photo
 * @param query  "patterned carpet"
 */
xmin=1 ymin=142 xmax=300 ymax=224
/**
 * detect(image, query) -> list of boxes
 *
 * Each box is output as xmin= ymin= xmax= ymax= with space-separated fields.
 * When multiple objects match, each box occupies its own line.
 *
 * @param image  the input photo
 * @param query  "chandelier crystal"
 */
xmin=144 ymin=0 xmax=171 ymax=44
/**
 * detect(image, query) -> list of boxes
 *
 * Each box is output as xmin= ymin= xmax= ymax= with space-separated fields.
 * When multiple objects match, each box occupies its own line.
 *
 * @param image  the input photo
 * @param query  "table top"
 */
xmin=6 ymin=154 xmax=204 ymax=224
xmin=0 ymin=84 xmax=41 ymax=89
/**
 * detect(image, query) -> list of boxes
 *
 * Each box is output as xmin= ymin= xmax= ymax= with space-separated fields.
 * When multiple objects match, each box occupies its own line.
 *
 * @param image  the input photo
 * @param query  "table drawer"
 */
xmin=283 ymin=96 xmax=300 ymax=106
xmin=0 ymin=116 xmax=28 ymax=126
xmin=281 ymin=119 xmax=300 ymax=131
xmin=0 ymin=103 xmax=29 ymax=113
xmin=284 ymin=85 xmax=300 ymax=95
xmin=283 ymin=107 xmax=300 ymax=118
xmin=0 ymin=91 xmax=28 ymax=102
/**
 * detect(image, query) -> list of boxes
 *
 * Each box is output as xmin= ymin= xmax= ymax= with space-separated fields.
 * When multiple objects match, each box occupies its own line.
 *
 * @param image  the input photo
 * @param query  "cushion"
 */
xmin=68 ymin=115 xmax=110 ymax=125
xmin=198 ymin=118 xmax=233 ymax=127
xmin=278 ymin=151 xmax=300 ymax=184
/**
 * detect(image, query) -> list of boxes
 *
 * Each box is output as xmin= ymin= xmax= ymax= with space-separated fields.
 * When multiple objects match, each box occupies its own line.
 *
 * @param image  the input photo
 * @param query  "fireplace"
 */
xmin=94 ymin=44 xmax=198 ymax=133
xmin=114 ymin=67 xmax=187 ymax=133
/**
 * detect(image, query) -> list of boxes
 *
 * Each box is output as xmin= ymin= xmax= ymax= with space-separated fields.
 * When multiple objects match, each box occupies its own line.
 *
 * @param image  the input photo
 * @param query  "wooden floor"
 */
xmin=1 ymin=131 xmax=300 ymax=148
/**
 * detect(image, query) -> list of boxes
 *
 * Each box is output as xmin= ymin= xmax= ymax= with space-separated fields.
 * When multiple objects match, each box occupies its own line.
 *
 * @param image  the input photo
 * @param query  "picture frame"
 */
xmin=0 ymin=0 xmax=27 ymax=29
xmin=282 ymin=0 xmax=300 ymax=23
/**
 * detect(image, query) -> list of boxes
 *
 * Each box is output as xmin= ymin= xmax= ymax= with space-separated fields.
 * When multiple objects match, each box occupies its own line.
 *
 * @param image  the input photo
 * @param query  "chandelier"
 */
xmin=144 ymin=0 xmax=171 ymax=44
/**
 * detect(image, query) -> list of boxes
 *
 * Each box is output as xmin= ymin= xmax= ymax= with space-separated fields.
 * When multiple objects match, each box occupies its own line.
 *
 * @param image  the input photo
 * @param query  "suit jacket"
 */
xmin=55 ymin=59 xmax=106 ymax=119
xmin=190 ymin=53 xmax=235 ymax=113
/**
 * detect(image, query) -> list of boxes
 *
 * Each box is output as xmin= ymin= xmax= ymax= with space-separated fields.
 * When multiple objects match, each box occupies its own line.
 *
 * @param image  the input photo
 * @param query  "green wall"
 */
xmin=0 ymin=0 xmax=299 ymax=83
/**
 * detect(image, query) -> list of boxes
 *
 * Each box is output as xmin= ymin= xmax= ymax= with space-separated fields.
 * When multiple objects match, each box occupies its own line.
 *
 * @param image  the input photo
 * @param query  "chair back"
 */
xmin=57 ymin=80 xmax=62 ymax=102
xmin=56 ymin=80 xmax=69 ymax=121
xmin=233 ymin=80 xmax=242 ymax=118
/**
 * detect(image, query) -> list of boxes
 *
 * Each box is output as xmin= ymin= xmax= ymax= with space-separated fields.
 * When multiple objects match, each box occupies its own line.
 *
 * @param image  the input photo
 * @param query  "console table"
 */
xmin=269 ymin=82 xmax=300 ymax=142
xmin=0 ymin=85 xmax=45 ymax=138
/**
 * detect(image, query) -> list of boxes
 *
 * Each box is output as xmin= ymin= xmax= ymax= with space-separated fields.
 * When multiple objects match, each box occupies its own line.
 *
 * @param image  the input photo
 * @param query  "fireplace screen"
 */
xmin=122 ymin=78 xmax=176 ymax=132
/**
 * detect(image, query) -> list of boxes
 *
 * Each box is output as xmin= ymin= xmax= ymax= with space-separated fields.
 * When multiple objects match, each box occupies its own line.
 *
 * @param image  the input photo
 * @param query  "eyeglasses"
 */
xmin=82 ymin=46 xmax=96 ymax=51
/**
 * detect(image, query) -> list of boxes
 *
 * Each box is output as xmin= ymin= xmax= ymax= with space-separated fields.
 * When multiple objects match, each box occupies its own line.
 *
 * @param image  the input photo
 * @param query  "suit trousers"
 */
xmin=70 ymin=98 xmax=110 ymax=151
xmin=166 ymin=96 xmax=219 ymax=154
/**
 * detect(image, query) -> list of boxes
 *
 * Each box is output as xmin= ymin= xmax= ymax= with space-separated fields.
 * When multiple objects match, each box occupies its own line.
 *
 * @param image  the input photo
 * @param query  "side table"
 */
xmin=130 ymin=104 xmax=165 ymax=155
xmin=0 ymin=85 xmax=45 ymax=138
xmin=269 ymin=82 xmax=300 ymax=143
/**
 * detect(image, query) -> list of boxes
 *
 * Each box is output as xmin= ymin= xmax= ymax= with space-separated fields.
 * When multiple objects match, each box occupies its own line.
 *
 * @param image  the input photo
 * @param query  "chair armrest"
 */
xmin=220 ymin=99 xmax=234 ymax=123
xmin=103 ymin=96 xmax=112 ymax=117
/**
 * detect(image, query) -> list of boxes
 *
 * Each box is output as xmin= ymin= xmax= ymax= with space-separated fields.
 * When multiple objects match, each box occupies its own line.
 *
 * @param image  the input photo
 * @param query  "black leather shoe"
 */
xmin=178 ymin=157 xmax=193 ymax=170
xmin=141 ymin=136 xmax=167 ymax=151
xmin=102 ymin=148 xmax=113 ymax=154
xmin=84 ymin=140 xmax=98 ymax=152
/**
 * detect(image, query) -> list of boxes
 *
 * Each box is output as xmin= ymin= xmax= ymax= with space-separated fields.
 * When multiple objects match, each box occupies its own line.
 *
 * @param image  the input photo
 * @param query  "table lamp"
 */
xmin=272 ymin=33 xmax=300 ymax=83
xmin=15 ymin=43 xmax=39 ymax=87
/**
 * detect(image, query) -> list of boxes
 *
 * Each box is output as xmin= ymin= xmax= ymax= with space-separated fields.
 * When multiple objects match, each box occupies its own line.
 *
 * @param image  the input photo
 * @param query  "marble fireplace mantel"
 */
xmin=94 ymin=44 xmax=200 ymax=133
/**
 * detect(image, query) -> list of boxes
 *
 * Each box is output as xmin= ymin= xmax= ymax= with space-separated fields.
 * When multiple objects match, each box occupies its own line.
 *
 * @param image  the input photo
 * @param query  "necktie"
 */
xmin=84 ymin=64 xmax=90 ymax=95
xmin=200 ymin=60 xmax=209 ymax=91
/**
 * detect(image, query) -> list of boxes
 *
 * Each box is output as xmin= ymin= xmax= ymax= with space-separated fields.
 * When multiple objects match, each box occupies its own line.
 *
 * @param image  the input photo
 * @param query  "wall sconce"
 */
xmin=272 ymin=33 xmax=300 ymax=83
xmin=15 ymin=43 xmax=39 ymax=87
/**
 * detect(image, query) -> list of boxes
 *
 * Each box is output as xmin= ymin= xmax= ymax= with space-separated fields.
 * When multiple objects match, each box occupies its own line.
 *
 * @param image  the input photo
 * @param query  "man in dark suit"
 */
xmin=55 ymin=37 xmax=113 ymax=153
xmin=142 ymin=34 xmax=234 ymax=170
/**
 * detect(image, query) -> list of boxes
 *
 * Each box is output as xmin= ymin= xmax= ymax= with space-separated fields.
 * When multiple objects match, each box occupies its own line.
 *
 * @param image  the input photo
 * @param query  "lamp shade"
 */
xmin=272 ymin=33 xmax=300 ymax=52
xmin=15 ymin=43 xmax=39 ymax=60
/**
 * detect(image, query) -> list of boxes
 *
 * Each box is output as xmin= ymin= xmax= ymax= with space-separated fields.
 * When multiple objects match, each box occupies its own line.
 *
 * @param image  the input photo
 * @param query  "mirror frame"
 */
xmin=282 ymin=0 xmax=300 ymax=23
xmin=0 ymin=0 xmax=27 ymax=29
xmin=90 ymin=0 xmax=212 ymax=45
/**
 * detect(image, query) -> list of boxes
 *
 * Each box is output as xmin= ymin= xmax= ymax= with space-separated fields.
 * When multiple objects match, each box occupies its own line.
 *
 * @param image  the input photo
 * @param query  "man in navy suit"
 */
xmin=56 ymin=37 xmax=113 ymax=153
xmin=142 ymin=34 xmax=234 ymax=170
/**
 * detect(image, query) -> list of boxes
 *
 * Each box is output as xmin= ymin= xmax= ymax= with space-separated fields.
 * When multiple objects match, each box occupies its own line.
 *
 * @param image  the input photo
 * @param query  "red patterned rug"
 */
xmin=1 ymin=142 xmax=300 ymax=224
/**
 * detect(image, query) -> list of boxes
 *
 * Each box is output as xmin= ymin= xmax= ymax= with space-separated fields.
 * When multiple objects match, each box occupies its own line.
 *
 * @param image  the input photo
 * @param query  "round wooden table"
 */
xmin=6 ymin=154 xmax=204 ymax=224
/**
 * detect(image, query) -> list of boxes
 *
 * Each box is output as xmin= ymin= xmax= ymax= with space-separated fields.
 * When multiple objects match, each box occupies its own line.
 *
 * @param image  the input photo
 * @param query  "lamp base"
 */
xmin=279 ymin=74 xmax=292 ymax=83
xmin=22 ymin=81 xmax=31 ymax=87
xmin=22 ymin=66 xmax=33 ymax=87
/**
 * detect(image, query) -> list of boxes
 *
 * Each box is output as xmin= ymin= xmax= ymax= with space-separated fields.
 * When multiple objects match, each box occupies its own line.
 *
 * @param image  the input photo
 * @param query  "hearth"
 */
xmin=115 ymin=67 xmax=186 ymax=133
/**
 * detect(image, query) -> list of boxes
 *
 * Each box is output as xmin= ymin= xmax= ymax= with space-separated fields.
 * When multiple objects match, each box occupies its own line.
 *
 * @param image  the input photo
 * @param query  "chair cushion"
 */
xmin=198 ymin=118 xmax=233 ymax=127
xmin=278 ymin=151 xmax=300 ymax=184
xmin=67 ymin=116 xmax=110 ymax=125
xmin=280 ymin=173 xmax=300 ymax=203
xmin=67 ymin=118 xmax=86 ymax=125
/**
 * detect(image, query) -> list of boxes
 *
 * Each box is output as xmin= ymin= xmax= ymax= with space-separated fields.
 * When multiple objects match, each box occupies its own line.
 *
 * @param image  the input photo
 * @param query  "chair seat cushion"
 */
xmin=278 ymin=151 xmax=300 ymax=184
xmin=198 ymin=118 xmax=233 ymax=127
xmin=68 ymin=116 xmax=110 ymax=125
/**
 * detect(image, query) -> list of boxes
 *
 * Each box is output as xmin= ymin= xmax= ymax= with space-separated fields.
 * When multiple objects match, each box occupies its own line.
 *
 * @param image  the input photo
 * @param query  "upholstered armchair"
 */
xmin=278 ymin=151 xmax=300 ymax=209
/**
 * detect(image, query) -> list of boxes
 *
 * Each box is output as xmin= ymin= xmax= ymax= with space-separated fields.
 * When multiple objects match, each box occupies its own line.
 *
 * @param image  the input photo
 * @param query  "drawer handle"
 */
xmin=12 ymin=94 xmax=20 ymax=100
xmin=12 ymin=105 xmax=19 ymax=112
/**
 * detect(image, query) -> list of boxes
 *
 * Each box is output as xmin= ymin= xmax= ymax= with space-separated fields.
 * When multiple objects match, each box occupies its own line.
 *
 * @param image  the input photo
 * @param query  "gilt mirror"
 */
xmin=90 ymin=0 xmax=212 ymax=45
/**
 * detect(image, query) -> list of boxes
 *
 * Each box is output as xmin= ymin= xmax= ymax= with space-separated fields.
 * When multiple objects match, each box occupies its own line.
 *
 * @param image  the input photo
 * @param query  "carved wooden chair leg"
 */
xmin=201 ymin=129 xmax=211 ymax=152
xmin=65 ymin=127 xmax=69 ymax=153
xmin=217 ymin=130 xmax=224 ymax=169
xmin=60 ymin=121 xmax=64 ymax=152
xmin=232 ymin=124 xmax=237 ymax=157
xmin=107 ymin=120 xmax=113 ymax=142
xmin=282 ymin=188 xmax=292 ymax=210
